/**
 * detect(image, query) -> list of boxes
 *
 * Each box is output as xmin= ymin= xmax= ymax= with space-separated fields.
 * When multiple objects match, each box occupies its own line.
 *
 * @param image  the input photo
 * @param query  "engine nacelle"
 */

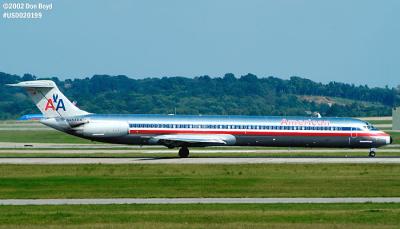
xmin=80 ymin=121 xmax=129 ymax=138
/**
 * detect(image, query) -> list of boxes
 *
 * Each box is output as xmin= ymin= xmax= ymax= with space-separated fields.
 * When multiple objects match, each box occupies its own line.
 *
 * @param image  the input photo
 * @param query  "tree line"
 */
xmin=0 ymin=71 xmax=398 ymax=120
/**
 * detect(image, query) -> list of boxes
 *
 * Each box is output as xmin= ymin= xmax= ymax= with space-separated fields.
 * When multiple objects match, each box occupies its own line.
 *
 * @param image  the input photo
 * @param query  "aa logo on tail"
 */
xmin=45 ymin=94 xmax=66 ymax=111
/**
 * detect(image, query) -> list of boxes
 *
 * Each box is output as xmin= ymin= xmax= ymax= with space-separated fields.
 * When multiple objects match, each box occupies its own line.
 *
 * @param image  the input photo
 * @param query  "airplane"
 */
xmin=8 ymin=80 xmax=392 ymax=158
xmin=18 ymin=114 xmax=44 ymax=121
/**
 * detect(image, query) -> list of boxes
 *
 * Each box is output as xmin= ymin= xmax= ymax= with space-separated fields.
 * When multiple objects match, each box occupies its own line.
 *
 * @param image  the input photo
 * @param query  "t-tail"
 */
xmin=8 ymin=80 xmax=89 ymax=118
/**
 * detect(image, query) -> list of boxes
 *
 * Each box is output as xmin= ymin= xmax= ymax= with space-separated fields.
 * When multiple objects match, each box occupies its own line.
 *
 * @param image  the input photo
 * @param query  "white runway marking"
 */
xmin=0 ymin=197 xmax=399 ymax=205
xmin=1 ymin=157 xmax=400 ymax=164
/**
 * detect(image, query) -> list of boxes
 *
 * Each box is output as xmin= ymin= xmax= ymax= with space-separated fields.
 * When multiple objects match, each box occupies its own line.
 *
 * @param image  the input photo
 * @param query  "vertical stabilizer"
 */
xmin=8 ymin=80 xmax=89 ymax=118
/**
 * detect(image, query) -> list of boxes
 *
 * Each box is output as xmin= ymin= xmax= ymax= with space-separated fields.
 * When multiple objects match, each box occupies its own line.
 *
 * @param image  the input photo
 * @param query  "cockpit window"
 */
xmin=367 ymin=125 xmax=378 ymax=131
xmin=364 ymin=122 xmax=378 ymax=131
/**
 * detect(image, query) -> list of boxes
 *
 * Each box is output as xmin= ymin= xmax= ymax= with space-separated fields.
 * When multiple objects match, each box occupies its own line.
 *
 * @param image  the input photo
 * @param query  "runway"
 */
xmin=1 ymin=142 xmax=399 ymax=150
xmin=0 ymin=142 xmax=399 ymax=154
xmin=1 ymin=149 xmax=400 ymax=154
xmin=1 ymin=197 xmax=400 ymax=205
xmin=1 ymin=157 xmax=400 ymax=164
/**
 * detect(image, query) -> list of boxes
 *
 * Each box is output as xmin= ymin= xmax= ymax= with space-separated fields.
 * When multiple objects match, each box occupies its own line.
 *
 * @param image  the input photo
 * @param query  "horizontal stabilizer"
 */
xmin=7 ymin=81 xmax=56 ymax=88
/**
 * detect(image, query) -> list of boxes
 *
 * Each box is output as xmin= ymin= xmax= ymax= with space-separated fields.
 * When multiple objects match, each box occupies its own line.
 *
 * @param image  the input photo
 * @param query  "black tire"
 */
xmin=179 ymin=147 xmax=189 ymax=158
xmin=369 ymin=151 xmax=376 ymax=158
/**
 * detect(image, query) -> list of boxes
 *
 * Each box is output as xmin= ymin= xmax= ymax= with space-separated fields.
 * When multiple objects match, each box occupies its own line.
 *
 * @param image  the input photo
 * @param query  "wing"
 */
xmin=149 ymin=134 xmax=236 ymax=148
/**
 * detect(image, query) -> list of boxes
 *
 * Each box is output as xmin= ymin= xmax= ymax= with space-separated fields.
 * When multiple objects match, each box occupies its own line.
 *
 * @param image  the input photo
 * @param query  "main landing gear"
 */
xmin=369 ymin=148 xmax=376 ymax=158
xmin=179 ymin=146 xmax=189 ymax=158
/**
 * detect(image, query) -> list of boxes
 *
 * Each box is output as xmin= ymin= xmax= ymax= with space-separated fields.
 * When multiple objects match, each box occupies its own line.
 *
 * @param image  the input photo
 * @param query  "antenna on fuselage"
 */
xmin=306 ymin=111 xmax=322 ymax=118
xmin=314 ymin=112 xmax=322 ymax=118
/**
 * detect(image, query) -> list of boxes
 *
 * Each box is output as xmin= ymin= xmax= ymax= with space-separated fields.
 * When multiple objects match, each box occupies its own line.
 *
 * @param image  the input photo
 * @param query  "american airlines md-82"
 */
xmin=9 ymin=80 xmax=392 ymax=158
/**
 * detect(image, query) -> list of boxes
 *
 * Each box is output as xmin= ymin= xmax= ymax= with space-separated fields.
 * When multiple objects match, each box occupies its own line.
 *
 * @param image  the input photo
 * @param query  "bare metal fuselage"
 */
xmin=41 ymin=114 xmax=392 ymax=149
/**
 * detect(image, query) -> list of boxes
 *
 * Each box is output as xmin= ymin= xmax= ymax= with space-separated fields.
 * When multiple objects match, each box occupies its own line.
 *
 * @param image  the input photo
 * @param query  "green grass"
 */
xmin=387 ymin=131 xmax=400 ymax=144
xmin=0 ymin=164 xmax=399 ymax=199
xmin=0 ymin=130 xmax=94 ymax=144
xmin=368 ymin=120 xmax=392 ymax=125
xmin=0 ymin=203 xmax=399 ymax=228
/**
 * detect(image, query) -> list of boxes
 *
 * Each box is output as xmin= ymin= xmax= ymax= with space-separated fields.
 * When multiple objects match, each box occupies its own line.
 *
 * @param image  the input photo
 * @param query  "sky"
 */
xmin=0 ymin=0 xmax=399 ymax=87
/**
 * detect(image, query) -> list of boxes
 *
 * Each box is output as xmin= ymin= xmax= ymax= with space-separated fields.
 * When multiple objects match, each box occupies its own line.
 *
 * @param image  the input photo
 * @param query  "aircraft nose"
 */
xmin=384 ymin=135 xmax=392 ymax=145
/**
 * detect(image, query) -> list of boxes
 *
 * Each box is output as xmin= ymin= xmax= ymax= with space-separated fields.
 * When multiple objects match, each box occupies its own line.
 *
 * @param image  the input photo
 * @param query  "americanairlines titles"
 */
xmin=280 ymin=119 xmax=330 ymax=126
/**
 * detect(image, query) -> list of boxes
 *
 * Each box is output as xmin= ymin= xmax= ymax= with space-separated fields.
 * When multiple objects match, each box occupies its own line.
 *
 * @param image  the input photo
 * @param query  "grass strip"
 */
xmin=0 ymin=203 xmax=399 ymax=228
xmin=0 ymin=164 xmax=399 ymax=199
xmin=368 ymin=120 xmax=392 ymax=125
xmin=0 ymin=130 xmax=93 ymax=144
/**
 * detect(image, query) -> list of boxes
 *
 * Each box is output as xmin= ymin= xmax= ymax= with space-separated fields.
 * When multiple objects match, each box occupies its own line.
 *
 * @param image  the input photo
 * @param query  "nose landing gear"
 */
xmin=178 ymin=146 xmax=189 ymax=158
xmin=369 ymin=148 xmax=376 ymax=158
